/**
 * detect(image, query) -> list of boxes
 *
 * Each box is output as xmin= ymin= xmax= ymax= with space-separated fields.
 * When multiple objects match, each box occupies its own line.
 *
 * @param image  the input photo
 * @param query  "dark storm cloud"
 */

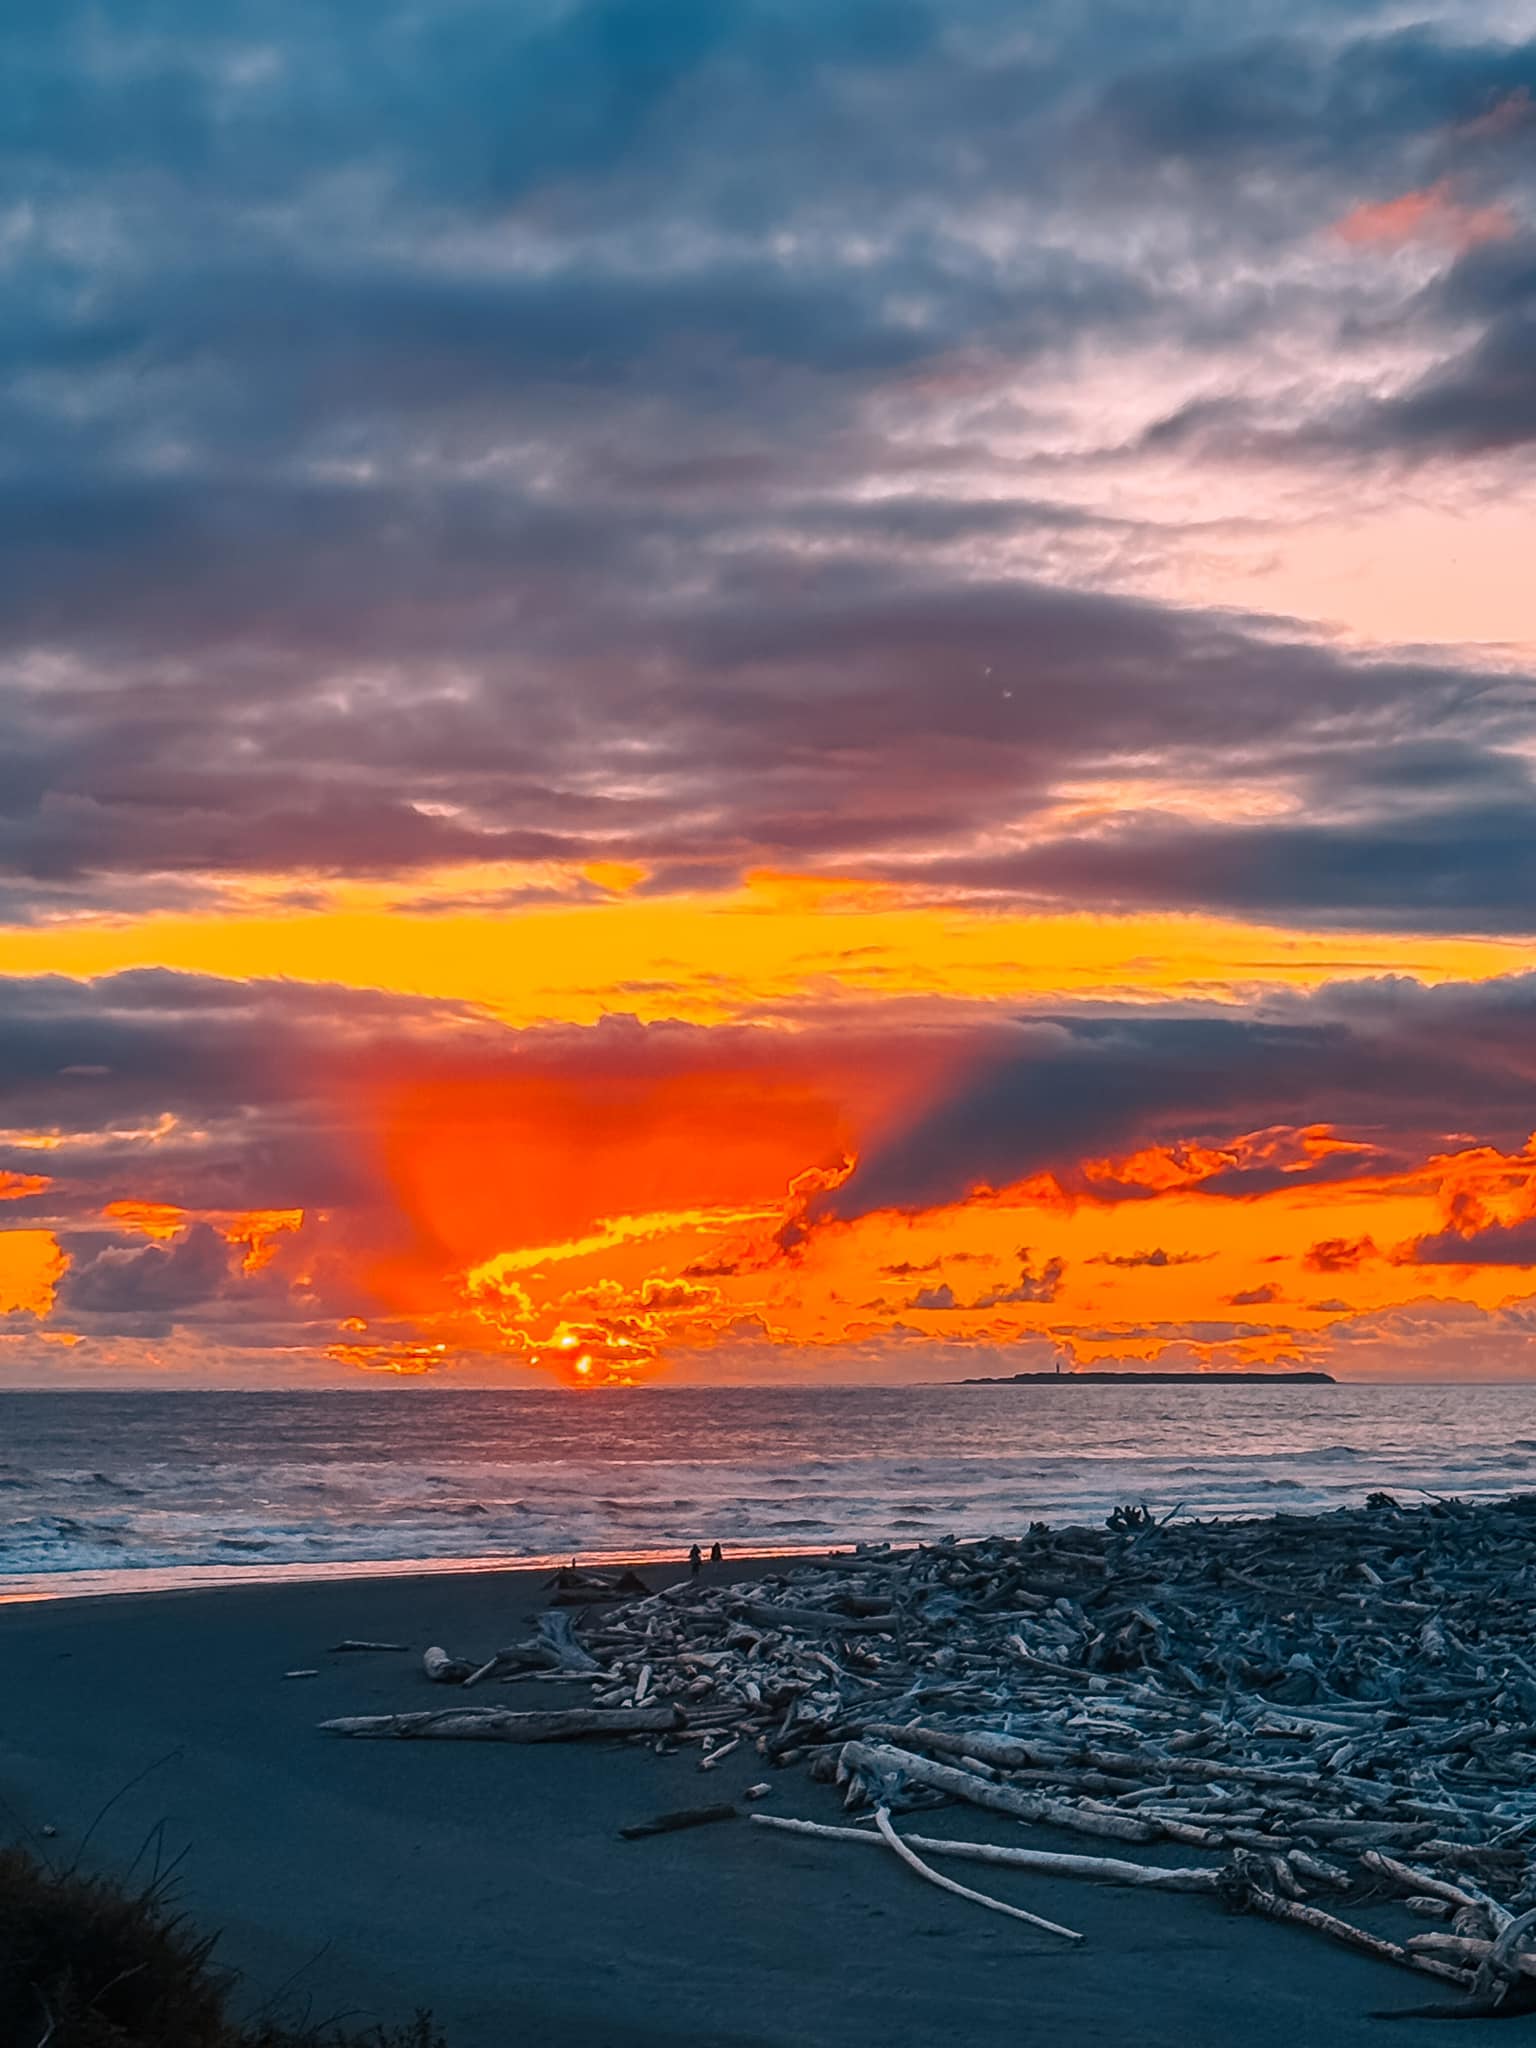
xmin=828 ymin=973 xmax=1536 ymax=1217
xmin=3 ymin=2 xmax=1536 ymax=925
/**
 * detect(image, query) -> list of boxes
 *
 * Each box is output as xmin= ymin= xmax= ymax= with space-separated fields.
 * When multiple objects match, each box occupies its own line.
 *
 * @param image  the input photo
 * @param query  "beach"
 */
xmin=0 ymin=1555 xmax=1516 ymax=2047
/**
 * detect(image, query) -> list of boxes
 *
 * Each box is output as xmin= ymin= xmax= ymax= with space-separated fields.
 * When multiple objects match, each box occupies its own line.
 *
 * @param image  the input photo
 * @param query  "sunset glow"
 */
xmin=4 ymin=0 xmax=1536 ymax=1387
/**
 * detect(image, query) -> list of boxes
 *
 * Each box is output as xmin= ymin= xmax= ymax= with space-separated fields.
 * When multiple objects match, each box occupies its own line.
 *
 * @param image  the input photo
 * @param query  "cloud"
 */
xmin=637 ymin=1277 xmax=721 ymax=1312
xmin=1407 ymin=1216 xmax=1536 ymax=1266
xmin=9 ymin=4 xmax=1536 ymax=1384
xmin=910 ymin=1282 xmax=958 ymax=1310
xmin=59 ymin=1221 xmax=234 ymax=1315
xmin=828 ymin=972 xmax=1536 ymax=1219
xmin=1304 ymin=1235 xmax=1378 ymax=1272
xmin=1319 ymin=1296 xmax=1536 ymax=1379
xmin=905 ymin=1247 xmax=1064 ymax=1310
xmin=977 ymin=1248 xmax=1066 ymax=1306
xmin=1330 ymin=181 xmax=1512 ymax=250
xmin=0 ymin=6 xmax=1528 ymax=937
xmin=1087 ymin=1246 xmax=1211 ymax=1268
xmin=1226 ymin=1282 xmax=1282 ymax=1306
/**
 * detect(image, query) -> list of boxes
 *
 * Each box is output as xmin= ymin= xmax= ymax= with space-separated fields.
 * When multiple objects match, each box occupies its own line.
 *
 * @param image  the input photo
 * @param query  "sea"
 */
xmin=1 ymin=1382 xmax=1533 ymax=1600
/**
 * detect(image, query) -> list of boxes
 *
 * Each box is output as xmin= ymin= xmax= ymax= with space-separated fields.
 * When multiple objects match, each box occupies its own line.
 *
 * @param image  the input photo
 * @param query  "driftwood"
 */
xmin=841 ymin=1741 xmax=1159 ymax=1844
xmin=535 ymin=1609 xmax=603 ymax=1673
xmin=751 ymin=1813 xmax=1223 ymax=1890
xmin=318 ymin=1496 xmax=1536 ymax=1998
xmin=458 ymin=1609 xmax=604 ymax=1689
xmin=328 ymin=1639 xmax=409 ymax=1653
xmin=1242 ymin=1884 xmax=1472 ymax=1985
xmin=873 ymin=1806 xmax=1084 ymax=1942
xmin=1472 ymin=1906 xmax=1536 ymax=2005
xmin=733 ymin=1601 xmax=895 ymax=1635
xmin=1359 ymin=1851 xmax=1513 ymax=1933
xmin=319 ymin=1705 xmax=685 ymax=1742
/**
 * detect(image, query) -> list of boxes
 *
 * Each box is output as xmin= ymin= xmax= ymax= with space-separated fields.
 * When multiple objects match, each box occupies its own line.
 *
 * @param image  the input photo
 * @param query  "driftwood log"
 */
xmin=872 ymin=1805 xmax=1084 ymax=1941
xmin=840 ymin=1741 xmax=1159 ymax=1844
xmin=320 ymin=1705 xmax=685 ymax=1742
xmin=751 ymin=1813 xmax=1224 ymax=1890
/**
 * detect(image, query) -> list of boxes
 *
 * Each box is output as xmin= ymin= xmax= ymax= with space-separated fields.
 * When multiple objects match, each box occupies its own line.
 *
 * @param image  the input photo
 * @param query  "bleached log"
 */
xmin=861 ymin=1722 xmax=1049 ymax=1770
xmin=736 ymin=1601 xmax=894 ymax=1635
xmin=1472 ymin=1905 xmax=1536 ymax=2003
xmin=1243 ymin=1886 xmax=1474 ymax=1985
xmin=873 ymin=1807 xmax=1084 ymax=1941
xmin=320 ymin=1704 xmax=685 ymax=1741
xmin=751 ymin=1812 xmax=1223 ymax=1889
xmin=840 ymin=1741 xmax=1158 ymax=1844
xmin=1407 ymin=1933 xmax=1496 ymax=1966
xmin=1359 ymin=1850 xmax=1513 ymax=1933
xmin=1287 ymin=1848 xmax=1351 ymax=1891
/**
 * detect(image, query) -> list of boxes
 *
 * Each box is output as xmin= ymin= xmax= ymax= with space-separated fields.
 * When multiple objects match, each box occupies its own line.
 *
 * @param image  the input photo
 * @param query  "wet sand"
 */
xmin=0 ymin=1558 xmax=1511 ymax=2045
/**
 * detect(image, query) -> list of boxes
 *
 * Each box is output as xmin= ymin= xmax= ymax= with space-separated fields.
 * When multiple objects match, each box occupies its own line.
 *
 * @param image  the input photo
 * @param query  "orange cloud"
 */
xmin=0 ymin=1232 xmax=66 ymax=1317
xmin=101 ymin=1201 xmax=303 ymax=1271
xmin=1304 ymin=1234 xmax=1377 ymax=1273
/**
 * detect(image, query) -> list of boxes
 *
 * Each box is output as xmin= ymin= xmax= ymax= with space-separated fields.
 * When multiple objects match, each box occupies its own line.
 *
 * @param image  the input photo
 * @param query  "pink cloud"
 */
xmin=1331 ymin=180 xmax=1514 ymax=251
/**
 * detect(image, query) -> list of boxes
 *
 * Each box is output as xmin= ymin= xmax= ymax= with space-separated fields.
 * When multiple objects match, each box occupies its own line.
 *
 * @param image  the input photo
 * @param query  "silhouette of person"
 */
xmin=688 ymin=1543 xmax=703 ymax=1577
xmin=710 ymin=1541 xmax=723 ymax=1563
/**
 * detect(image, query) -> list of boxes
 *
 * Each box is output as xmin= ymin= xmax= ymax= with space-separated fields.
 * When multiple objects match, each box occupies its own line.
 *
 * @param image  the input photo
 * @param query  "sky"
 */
xmin=4 ymin=0 xmax=1536 ymax=1386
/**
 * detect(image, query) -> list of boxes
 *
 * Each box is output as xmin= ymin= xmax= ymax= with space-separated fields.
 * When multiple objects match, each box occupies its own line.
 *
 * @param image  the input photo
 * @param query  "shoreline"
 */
xmin=0 ymin=1481 xmax=1489 ymax=1606
xmin=0 ymin=1538 xmax=839 ymax=1608
xmin=0 ymin=1482 xmax=1481 ymax=1607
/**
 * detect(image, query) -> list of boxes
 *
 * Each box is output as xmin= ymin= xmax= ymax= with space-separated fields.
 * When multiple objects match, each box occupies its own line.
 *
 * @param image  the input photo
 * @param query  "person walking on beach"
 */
xmin=688 ymin=1542 xmax=703 ymax=1577
xmin=710 ymin=1541 xmax=723 ymax=1563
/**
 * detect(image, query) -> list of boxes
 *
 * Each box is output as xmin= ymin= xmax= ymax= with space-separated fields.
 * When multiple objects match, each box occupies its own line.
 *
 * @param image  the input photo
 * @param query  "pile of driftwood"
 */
xmin=321 ymin=1496 xmax=1536 ymax=2014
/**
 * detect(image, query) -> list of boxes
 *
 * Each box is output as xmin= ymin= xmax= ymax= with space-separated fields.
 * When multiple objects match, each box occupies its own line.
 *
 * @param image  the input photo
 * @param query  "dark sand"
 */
xmin=0 ymin=1561 xmax=1515 ymax=2046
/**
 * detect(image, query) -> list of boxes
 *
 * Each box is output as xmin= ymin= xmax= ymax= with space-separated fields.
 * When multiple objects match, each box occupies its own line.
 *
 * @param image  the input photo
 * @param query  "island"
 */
xmin=959 ymin=1369 xmax=1336 ymax=1383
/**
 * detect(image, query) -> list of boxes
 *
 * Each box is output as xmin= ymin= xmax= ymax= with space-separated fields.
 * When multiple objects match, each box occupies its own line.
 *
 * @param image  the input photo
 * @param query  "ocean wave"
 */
xmin=4 ymin=1384 xmax=1536 ymax=1581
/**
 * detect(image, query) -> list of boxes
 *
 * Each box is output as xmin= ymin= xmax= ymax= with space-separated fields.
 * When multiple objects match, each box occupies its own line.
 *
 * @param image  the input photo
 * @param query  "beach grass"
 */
xmin=0 ymin=1844 xmax=444 ymax=2048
